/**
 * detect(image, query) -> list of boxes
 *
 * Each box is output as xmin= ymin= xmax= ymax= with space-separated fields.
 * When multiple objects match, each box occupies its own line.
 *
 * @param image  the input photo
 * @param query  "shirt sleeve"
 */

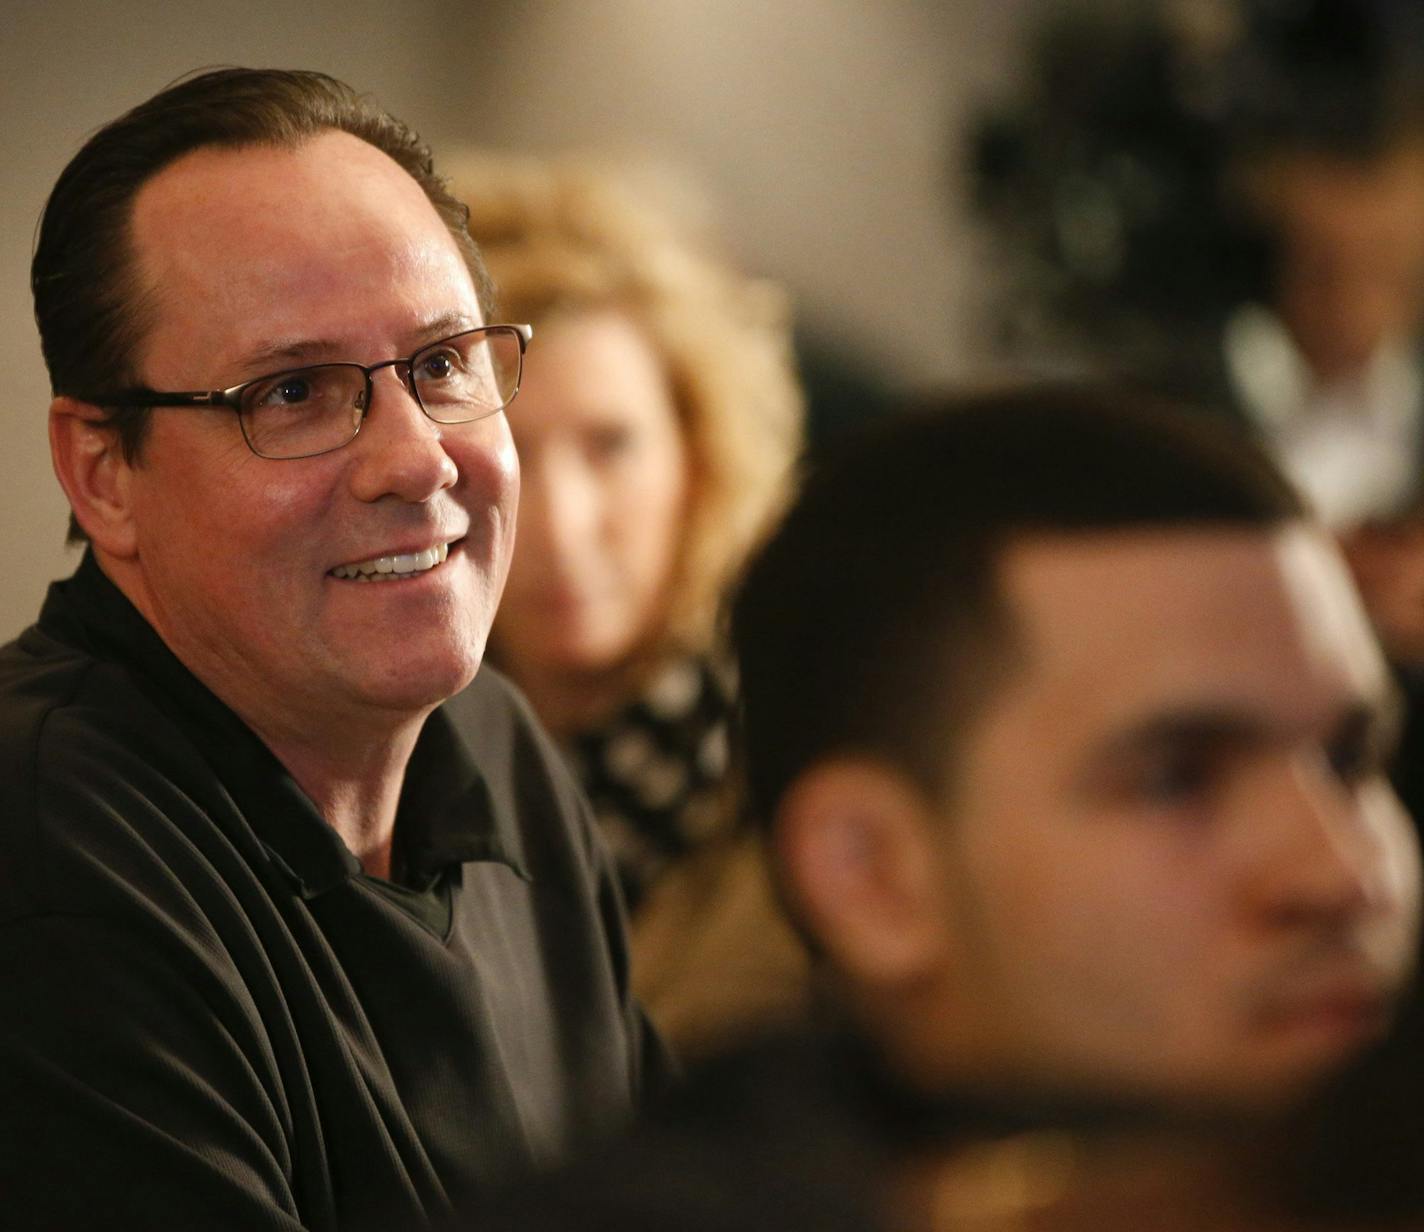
xmin=0 ymin=911 xmax=311 ymax=1231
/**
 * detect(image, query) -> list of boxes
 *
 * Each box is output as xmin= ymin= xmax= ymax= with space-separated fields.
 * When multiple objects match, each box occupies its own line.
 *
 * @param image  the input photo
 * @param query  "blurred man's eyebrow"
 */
xmin=1097 ymin=710 xmax=1272 ymax=759
xmin=1096 ymin=688 xmax=1405 ymax=762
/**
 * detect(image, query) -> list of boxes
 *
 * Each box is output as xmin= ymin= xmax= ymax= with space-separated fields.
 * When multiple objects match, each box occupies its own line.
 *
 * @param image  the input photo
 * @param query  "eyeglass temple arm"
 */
xmin=77 ymin=389 xmax=237 ymax=409
xmin=79 ymin=325 xmax=532 ymax=408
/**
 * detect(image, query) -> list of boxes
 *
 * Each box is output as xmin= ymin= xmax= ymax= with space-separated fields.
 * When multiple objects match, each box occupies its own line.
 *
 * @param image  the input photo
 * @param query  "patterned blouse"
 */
xmin=565 ymin=656 xmax=734 ymax=913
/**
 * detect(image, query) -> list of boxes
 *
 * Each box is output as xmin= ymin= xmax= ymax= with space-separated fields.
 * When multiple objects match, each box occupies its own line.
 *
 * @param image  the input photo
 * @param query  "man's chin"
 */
xmin=1127 ymin=1047 xmax=1387 ymax=1123
xmin=349 ymin=647 xmax=486 ymax=717
xmin=993 ymin=1045 xmax=1381 ymax=1125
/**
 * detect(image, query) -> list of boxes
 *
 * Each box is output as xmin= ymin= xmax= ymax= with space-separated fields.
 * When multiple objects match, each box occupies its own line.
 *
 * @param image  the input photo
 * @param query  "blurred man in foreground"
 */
xmin=486 ymin=388 xmax=1422 ymax=1230
xmin=738 ymin=389 xmax=1419 ymax=1113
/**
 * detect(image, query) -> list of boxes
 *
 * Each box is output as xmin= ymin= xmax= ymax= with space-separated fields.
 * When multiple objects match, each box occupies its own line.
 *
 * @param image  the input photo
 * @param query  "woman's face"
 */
xmin=495 ymin=310 xmax=690 ymax=681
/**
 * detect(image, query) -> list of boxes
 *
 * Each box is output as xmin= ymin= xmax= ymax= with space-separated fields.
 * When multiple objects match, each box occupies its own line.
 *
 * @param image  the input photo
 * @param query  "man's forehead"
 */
xmin=994 ymin=522 xmax=1386 ymax=700
xmin=133 ymin=129 xmax=426 ymax=217
xmin=126 ymin=129 xmax=475 ymax=378
xmin=999 ymin=522 xmax=1325 ymax=598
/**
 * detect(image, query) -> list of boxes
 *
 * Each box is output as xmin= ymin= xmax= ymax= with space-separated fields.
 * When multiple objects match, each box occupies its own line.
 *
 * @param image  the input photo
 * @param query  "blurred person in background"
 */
xmin=446 ymin=154 xmax=808 ymax=1053
xmin=969 ymin=0 xmax=1424 ymax=654
xmin=970 ymin=0 xmax=1424 ymax=837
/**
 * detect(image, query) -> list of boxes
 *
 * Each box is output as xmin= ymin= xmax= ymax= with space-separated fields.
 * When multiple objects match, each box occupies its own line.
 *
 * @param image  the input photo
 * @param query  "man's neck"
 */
xmin=95 ymin=548 xmax=431 ymax=878
xmin=260 ymin=725 xmax=422 ymax=881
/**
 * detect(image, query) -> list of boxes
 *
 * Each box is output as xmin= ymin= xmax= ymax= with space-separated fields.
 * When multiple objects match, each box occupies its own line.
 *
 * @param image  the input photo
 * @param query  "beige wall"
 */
xmin=0 ymin=0 xmax=1032 ymax=638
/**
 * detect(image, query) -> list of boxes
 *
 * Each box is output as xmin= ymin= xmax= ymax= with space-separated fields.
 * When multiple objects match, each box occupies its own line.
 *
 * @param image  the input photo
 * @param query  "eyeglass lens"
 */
xmin=238 ymin=327 xmax=523 ymax=459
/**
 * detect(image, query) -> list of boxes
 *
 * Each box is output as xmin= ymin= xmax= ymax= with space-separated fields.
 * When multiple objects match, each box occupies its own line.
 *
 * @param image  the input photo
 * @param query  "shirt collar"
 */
xmin=42 ymin=551 xmax=528 ymax=896
xmin=395 ymin=703 xmax=531 ymax=886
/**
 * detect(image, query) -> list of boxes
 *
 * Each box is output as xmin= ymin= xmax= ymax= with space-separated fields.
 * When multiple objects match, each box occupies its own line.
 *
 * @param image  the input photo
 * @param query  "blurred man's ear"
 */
xmin=775 ymin=759 xmax=948 ymax=988
xmin=49 ymin=397 xmax=138 ymax=559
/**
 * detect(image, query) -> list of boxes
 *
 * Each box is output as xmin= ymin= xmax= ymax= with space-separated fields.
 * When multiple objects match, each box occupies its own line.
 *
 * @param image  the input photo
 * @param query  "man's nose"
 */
xmin=346 ymin=368 xmax=458 ymax=503
xmin=1252 ymin=755 xmax=1399 ymax=930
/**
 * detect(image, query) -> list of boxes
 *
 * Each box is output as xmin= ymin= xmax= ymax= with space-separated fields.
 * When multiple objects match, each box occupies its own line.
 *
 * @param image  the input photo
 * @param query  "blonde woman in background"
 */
xmin=448 ymin=154 xmax=807 ymax=1054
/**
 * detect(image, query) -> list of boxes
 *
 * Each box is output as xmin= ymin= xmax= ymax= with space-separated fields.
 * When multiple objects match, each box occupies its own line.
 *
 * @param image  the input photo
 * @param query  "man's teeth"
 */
xmin=331 ymin=542 xmax=450 ymax=581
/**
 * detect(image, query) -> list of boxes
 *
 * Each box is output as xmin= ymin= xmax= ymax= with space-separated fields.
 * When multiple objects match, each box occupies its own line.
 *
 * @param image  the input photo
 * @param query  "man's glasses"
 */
xmin=86 ymin=323 xmax=532 ymax=459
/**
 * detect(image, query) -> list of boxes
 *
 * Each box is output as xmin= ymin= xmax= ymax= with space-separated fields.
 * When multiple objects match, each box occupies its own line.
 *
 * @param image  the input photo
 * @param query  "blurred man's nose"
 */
xmin=1250 ymin=754 xmax=1398 ymax=932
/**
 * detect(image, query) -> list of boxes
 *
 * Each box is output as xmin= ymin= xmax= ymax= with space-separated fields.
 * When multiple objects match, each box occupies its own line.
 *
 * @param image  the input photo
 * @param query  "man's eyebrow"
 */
xmin=1095 ymin=709 xmax=1273 ymax=761
xmin=1095 ymin=691 xmax=1405 ymax=762
xmin=414 ymin=310 xmax=481 ymax=342
xmin=236 ymin=337 xmax=346 ymax=374
xmin=234 ymin=313 xmax=483 ymax=376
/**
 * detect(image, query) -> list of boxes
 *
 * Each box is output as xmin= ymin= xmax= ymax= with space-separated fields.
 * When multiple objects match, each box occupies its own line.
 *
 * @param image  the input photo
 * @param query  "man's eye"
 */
xmin=275 ymin=378 xmax=313 ymax=403
xmin=416 ymin=350 xmax=458 ymax=381
xmin=1323 ymin=709 xmax=1393 ymax=787
xmin=1134 ymin=753 xmax=1215 ymax=805
xmin=250 ymin=375 xmax=314 ymax=408
xmin=1326 ymin=732 xmax=1380 ymax=786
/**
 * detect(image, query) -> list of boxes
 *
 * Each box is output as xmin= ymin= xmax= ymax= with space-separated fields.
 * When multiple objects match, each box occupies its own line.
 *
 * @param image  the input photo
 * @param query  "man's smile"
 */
xmin=329 ymin=540 xmax=454 ymax=581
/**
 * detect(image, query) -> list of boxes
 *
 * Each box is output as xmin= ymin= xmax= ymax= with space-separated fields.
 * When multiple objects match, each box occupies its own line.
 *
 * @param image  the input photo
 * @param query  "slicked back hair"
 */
xmin=730 ymin=386 xmax=1308 ymax=828
xmin=32 ymin=66 xmax=494 ymax=542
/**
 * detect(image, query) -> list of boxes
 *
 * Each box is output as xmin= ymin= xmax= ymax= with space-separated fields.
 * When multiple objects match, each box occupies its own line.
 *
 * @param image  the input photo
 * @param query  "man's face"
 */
xmin=927 ymin=525 xmax=1420 ymax=1111
xmin=112 ymin=131 xmax=518 ymax=741
xmin=1270 ymin=147 xmax=1424 ymax=382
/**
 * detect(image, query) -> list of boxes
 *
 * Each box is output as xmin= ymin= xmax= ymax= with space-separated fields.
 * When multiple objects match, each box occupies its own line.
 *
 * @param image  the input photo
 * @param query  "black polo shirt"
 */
xmin=0 ymin=552 xmax=665 ymax=1230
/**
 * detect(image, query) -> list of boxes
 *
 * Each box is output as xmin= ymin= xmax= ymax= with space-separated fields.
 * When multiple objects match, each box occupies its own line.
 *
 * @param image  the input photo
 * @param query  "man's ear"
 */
xmin=774 ymin=759 xmax=948 ymax=988
xmin=49 ymin=396 xmax=138 ymax=559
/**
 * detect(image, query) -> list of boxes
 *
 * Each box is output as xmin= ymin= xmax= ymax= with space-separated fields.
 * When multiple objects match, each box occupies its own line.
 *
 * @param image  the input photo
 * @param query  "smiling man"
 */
xmin=0 ymin=69 xmax=662 ymax=1230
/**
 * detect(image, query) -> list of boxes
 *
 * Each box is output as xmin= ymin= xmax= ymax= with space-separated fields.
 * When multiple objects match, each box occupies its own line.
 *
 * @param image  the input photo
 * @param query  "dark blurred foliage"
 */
xmin=966 ymin=0 xmax=1424 ymax=375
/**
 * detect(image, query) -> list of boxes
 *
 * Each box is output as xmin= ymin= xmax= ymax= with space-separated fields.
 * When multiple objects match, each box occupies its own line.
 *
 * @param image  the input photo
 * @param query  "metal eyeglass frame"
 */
xmin=82 ymin=323 xmax=533 ymax=459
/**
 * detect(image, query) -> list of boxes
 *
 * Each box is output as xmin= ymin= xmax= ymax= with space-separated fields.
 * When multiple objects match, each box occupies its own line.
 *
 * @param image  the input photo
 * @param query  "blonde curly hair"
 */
xmin=446 ymin=152 xmax=804 ymax=658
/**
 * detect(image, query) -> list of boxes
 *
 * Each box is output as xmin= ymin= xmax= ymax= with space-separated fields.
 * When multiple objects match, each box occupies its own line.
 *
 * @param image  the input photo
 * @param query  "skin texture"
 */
xmin=51 ymin=131 xmax=519 ymax=874
xmin=492 ymin=310 xmax=689 ymax=735
xmin=788 ymin=525 xmax=1421 ymax=1114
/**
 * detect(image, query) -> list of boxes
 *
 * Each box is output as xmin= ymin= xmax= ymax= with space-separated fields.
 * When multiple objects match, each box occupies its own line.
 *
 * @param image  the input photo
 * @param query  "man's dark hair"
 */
xmin=32 ymin=66 xmax=495 ymax=542
xmin=730 ymin=386 xmax=1307 ymax=827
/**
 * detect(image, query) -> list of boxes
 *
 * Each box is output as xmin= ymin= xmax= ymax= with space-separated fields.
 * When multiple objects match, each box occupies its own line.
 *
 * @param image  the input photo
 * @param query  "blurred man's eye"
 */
xmin=1134 ymin=751 xmax=1217 ymax=806
xmin=1325 ymin=728 xmax=1383 ymax=787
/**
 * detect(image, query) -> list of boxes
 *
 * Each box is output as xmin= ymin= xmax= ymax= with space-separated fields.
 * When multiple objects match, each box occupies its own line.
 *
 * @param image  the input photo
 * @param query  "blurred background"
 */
xmin=0 ymin=0 xmax=1036 ymax=638
xmin=10 ymin=0 xmax=1424 ymax=646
